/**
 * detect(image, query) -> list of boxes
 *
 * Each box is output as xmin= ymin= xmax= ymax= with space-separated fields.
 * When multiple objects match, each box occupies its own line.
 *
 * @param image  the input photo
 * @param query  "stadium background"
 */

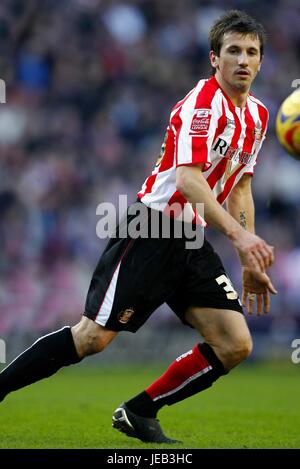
xmin=0 ymin=0 xmax=299 ymax=367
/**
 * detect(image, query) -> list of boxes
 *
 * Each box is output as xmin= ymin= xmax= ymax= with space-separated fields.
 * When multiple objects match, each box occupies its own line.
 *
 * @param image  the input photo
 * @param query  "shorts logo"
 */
xmin=118 ymin=308 xmax=135 ymax=324
xmin=189 ymin=108 xmax=212 ymax=136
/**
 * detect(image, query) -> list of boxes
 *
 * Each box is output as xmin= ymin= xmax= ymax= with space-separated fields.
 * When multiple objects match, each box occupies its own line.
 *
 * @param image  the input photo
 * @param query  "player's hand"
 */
xmin=242 ymin=268 xmax=277 ymax=316
xmin=232 ymin=229 xmax=274 ymax=273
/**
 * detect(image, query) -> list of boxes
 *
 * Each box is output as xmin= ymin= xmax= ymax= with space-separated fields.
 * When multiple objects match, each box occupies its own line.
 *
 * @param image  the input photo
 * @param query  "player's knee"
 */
xmin=220 ymin=334 xmax=253 ymax=369
xmin=83 ymin=332 xmax=108 ymax=355
xmin=71 ymin=317 xmax=117 ymax=358
xmin=76 ymin=330 xmax=112 ymax=356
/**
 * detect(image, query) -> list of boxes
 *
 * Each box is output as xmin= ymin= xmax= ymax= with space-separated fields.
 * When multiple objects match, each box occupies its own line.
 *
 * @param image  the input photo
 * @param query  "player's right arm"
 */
xmin=176 ymin=163 xmax=274 ymax=273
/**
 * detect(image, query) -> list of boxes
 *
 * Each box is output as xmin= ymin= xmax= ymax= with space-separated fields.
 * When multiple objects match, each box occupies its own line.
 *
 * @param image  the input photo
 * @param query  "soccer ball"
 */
xmin=276 ymin=88 xmax=300 ymax=158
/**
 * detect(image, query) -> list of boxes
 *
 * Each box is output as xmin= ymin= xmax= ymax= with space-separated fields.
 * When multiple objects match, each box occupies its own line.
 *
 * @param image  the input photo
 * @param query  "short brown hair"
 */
xmin=209 ymin=10 xmax=266 ymax=58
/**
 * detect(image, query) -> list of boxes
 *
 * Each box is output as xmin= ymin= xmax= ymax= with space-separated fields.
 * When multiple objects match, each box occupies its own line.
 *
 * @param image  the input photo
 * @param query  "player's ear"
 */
xmin=209 ymin=50 xmax=219 ymax=71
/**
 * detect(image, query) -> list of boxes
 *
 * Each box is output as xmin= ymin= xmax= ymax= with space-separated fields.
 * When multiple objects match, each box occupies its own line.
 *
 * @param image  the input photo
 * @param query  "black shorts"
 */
xmin=84 ymin=202 xmax=243 ymax=332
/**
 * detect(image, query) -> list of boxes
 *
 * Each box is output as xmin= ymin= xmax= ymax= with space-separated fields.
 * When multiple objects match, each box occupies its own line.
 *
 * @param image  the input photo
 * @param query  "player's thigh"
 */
xmin=167 ymin=238 xmax=244 ymax=325
xmin=185 ymin=307 xmax=252 ymax=366
xmin=85 ymin=227 xmax=185 ymax=333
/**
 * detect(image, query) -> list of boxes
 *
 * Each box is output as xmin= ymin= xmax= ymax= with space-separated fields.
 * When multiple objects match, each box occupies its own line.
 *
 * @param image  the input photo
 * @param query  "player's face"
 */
xmin=210 ymin=32 xmax=262 ymax=93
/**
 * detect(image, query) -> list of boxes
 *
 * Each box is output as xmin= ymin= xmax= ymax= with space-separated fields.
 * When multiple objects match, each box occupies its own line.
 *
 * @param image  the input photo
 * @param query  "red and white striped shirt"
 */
xmin=137 ymin=76 xmax=268 ymax=225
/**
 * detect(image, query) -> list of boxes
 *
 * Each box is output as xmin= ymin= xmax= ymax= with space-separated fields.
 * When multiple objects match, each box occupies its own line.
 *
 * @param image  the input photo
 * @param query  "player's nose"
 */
xmin=238 ymin=51 xmax=249 ymax=66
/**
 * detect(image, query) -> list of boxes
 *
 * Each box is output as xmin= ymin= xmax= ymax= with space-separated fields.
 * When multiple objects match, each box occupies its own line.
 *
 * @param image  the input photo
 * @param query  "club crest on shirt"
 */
xmin=189 ymin=108 xmax=212 ymax=135
xmin=118 ymin=308 xmax=135 ymax=324
xmin=226 ymin=117 xmax=235 ymax=128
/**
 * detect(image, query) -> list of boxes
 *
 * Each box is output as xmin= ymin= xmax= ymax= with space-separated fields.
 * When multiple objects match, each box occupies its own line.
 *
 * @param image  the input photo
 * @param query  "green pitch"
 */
xmin=0 ymin=361 xmax=299 ymax=449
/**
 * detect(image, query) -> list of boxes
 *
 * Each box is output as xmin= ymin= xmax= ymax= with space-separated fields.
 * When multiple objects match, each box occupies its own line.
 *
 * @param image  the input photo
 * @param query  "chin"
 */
xmin=233 ymin=81 xmax=249 ymax=92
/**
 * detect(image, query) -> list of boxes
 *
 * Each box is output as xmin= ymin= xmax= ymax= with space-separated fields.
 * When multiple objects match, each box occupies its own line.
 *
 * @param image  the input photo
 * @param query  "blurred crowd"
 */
xmin=0 ymin=0 xmax=300 ymax=342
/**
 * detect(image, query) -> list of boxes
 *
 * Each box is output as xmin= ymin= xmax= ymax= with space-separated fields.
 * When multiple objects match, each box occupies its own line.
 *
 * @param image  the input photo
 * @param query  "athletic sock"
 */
xmin=126 ymin=343 xmax=228 ymax=418
xmin=0 ymin=326 xmax=81 ymax=401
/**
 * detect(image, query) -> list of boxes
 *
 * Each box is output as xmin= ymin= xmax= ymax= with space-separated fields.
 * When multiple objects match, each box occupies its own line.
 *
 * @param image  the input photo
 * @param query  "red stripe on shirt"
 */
xmin=166 ymin=190 xmax=186 ymax=209
xmin=224 ymin=96 xmax=242 ymax=148
xmin=189 ymin=78 xmax=220 ymax=166
xmin=138 ymin=173 xmax=157 ymax=198
xmin=204 ymin=100 xmax=229 ymax=189
xmin=257 ymin=103 xmax=268 ymax=131
xmin=243 ymin=103 xmax=256 ymax=153
xmin=217 ymin=164 xmax=245 ymax=205
xmin=159 ymin=127 xmax=176 ymax=172
xmin=212 ymin=99 xmax=227 ymax=143
xmin=194 ymin=76 xmax=219 ymax=109
xmin=172 ymin=108 xmax=183 ymax=166
xmin=171 ymin=86 xmax=197 ymax=113
xmin=206 ymin=157 xmax=228 ymax=190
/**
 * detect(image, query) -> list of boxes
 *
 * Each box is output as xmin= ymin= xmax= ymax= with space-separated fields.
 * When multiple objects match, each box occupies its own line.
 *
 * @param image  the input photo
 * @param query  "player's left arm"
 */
xmin=226 ymin=173 xmax=277 ymax=315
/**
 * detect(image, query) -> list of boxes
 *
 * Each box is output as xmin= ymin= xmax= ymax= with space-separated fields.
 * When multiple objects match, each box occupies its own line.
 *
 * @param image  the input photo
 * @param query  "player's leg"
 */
xmin=116 ymin=238 xmax=249 ymax=441
xmin=185 ymin=306 xmax=253 ymax=370
xmin=124 ymin=308 xmax=251 ymax=419
xmin=0 ymin=206 xmax=141 ymax=402
xmin=0 ymin=317 xmax=117 ymax=402
xmin=71 ymin=316 xmax=117 ymax=357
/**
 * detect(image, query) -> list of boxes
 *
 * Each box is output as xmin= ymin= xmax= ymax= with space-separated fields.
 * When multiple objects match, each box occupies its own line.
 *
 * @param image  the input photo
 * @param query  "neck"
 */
xmin=214 ymin=73 xmax=249 ymax=108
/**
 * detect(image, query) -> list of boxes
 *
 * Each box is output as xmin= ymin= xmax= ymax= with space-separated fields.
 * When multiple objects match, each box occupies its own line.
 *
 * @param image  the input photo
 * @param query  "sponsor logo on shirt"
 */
xmin=189 ymin=108 xmax=212 ymax=135
xmin=212 ymin=137 xmax=255 ymax=166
